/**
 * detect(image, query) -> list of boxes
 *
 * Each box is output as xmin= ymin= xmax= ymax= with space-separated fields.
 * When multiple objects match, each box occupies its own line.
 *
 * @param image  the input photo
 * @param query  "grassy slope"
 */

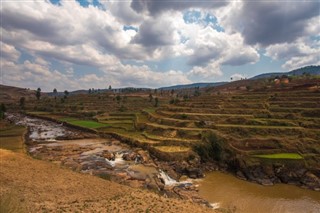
xmin=0 ymin=149 xmax=212 ymax=213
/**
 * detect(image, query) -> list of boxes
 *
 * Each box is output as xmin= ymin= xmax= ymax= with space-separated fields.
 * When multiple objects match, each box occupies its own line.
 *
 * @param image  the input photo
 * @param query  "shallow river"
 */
xmin=199 ymin=172 xmax=320 ymax=213
xmin=7 ymin=113 xmax=320 ymax=211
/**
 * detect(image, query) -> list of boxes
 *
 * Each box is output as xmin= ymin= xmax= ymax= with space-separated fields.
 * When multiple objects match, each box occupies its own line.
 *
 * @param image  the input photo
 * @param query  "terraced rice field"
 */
xmin=101 ymin=89 xmax=319 ymax=162
xmin=27 ymin=87 xmax=320 ymax=172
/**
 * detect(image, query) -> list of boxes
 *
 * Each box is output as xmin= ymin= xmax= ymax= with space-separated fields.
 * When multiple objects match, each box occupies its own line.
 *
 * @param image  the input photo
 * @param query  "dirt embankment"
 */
xmin=0 ymin=149 xmax=213 ymax=213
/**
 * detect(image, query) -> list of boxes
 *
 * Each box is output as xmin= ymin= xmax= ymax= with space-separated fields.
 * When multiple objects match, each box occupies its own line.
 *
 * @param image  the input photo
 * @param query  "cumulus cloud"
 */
xmin=188 ymin=61 xmax=223 ymax=81
xmin=1 ymin=0 xmax=318 ymax=90
xmin=182 ymin=26 xmax=259 ymax=69
xmin=1 ymin=0 xmax=144 ymax=61
xmin=105 ymin=64 xmax=191 ymax=88
xmin=218 ymin=1 xmax=320 ymax=46
xmin=107 ymin=1 xmax=143 ymax=25
xmin=132 ymin=16 xmax=178 ymax=48
xmin=230 ymin=73 xmax=245 ymax=81
xmin=265 ymin=39 xmax=320 ymax=70
xmin=1 ymin=58 xmax=78 ymax=91
xmin=0 ymin=42 xmax=21 ymax=62
xmin=130 ymin=0 xmax=228 ymax=15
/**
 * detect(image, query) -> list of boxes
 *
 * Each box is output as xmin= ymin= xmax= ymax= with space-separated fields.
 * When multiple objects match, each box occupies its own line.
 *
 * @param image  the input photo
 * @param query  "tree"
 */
xmin=116 ymin=95 xmax=121 ymax=103
xmin=88 ymin=88 xmax=92 ymax=94
xmin=0 ymin=103 xmax=6 ymax=119
xmin=171 ymin=89 xmax=174 ymax=96
xmin=149 ymin=93 xmax=153 ymax=102
xmin=194 ymin=86 xmax=200 ymax=97
xmin=109 ymin=85 xmax=112 ymax=90
xmin=36 ymin=88 xmax=41 ymax=100
xmin=64 ymin=90 xmax=69 ymax=99
xmin=19 ymin=97 xmax=26 ymax=109
xmin=154 ymin=97 xmax=159 ymax=107
xmin=53 ymin=88 xmax=57 ymax=100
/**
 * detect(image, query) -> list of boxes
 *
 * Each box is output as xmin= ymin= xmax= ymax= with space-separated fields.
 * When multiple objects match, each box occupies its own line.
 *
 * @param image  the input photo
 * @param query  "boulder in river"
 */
xmin=122 ymin=152 xmax=138 ymax=161
xmin=102 ymin=151 xmax=115 ymax=161
xmin=186 ymin=167 xmax=204 ymax=179
xmin=301 ymin=172 xmax=320 ymax=191
xmin=137 ymin=150 xmax=151 ymax=163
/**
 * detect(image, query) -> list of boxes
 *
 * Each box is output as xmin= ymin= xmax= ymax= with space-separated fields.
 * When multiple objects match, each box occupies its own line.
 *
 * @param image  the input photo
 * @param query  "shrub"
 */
xmin=196 ymin=120 xmax=206 ymax=127
xmin=169 ymin=98 xmax=181 ymax=104
xmin=180 ymin=114 xmax=188 ymax=119
xmin=0 ymin=103 xmax=6 ymax=119
xmin=194 ymin=132 xmax=224 ymax=161
xmin=119 ymin=105 xmax=127 ymax=112
xmin=154 ymin=97 xmax=159 ymax=107
xmin=116 ymin=95 xmax=121 ymax=102
xmin=70 ymin=105 xmax=77 ymax=111
xmin=19 ymin=97 xmax=26 ymax=109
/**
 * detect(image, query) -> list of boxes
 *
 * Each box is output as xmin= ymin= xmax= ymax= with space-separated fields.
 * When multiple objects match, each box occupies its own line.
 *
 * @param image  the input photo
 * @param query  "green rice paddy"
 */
xmin=253 ymin=153 xmax=303 ymax=159
xmin=68 ymin=120 xmax=110 ymax=128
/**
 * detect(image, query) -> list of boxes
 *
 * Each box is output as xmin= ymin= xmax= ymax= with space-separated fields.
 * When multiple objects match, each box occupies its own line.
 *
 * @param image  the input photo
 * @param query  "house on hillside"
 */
xmin=274 ymin=75 xmax=289 ymax=85
xmin=281 ymin=78 xmax=289 ymax=84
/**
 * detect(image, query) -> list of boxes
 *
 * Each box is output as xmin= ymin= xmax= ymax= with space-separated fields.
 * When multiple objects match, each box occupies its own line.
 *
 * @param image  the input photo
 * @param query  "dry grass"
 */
xmin=0 ymin=149 xmax=212 ymax=213
xmin=154 ymin=146 xmax=190 ymax=153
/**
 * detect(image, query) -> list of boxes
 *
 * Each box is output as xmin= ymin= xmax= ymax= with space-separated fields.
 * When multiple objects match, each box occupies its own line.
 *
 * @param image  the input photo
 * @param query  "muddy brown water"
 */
xmin=198 ymin=172 xmax=320 ymax=213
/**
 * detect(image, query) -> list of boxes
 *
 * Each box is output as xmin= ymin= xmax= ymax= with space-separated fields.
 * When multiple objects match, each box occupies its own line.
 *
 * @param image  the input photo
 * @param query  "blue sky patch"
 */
xmin=49 ymin=0 xmax=61 ymax=6
xmin=123 ymin=25 xmax=138 ymax=32
xmin=183 ymin=10 xmax=224 ymax=32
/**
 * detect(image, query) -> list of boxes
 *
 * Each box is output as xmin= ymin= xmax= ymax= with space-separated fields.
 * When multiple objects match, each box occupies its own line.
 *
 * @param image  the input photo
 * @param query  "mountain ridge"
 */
xmin=251 ymin=65 xmax=320 ymax=80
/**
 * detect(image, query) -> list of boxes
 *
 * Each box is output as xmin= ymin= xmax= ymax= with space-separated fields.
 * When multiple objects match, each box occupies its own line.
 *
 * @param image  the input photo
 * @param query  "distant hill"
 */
xmin=47 ymin=90 xmax=88 ymax=96
xmin=251 ymin=65 xmax=320 ymax=80
xmin=159 ymin=82 xmax=227 ymax=90
xmin=47 ymin=87 xmax=152 ymax=96
xmin=0 ymin=84 xmax=40 ymax=104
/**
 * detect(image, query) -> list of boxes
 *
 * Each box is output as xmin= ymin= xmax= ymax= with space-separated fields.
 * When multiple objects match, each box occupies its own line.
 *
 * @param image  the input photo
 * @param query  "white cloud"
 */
xmin=1 ymin=1 xmax=259 ymax=89
xmin=178 ymin=24 xmax=259 ymax=76
xmin=106 ymin=1 xmax=143 ymax=25
xmin=130 ymin=0 xmax=228 ymax=15
xmin=230 ymin=73 xmax=245 ymax=81
xmin=217 ymin=1 xmax=320 ymax=46
xmin=188 ymin=61 xmax=223 ymax=81
xmin=102 ymin=63 xmax=191 ymax=88
xmin=265 ymin=39 xmax=320 ymax=70
xmin=0 ymin=0 xmax=318 ymax=90
xmin=0 ymin=41 xmax=21 ymax=62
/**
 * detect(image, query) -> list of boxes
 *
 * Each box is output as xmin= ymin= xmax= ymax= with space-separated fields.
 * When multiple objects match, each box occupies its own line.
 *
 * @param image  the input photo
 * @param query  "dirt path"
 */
xmin=0 ymin=149 xmax=213 ymax=213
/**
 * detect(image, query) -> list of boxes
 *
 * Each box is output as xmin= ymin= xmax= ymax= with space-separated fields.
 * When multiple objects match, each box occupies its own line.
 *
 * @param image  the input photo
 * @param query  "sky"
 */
xmin=1 ymin=0 xmax=319 ymax=92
